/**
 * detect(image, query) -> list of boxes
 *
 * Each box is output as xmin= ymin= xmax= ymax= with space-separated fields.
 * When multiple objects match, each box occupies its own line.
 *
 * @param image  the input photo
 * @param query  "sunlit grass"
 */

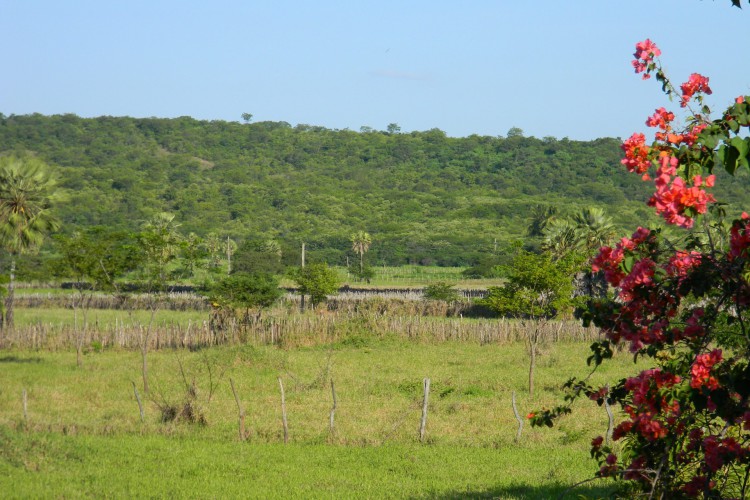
xmin=0 ymin=339 xmax=645 ymax=497
xmin=14 ymin=307 xmax=206 ymax=329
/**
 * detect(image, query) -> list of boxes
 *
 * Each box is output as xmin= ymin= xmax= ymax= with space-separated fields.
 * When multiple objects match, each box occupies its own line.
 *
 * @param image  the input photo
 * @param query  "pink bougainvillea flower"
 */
xmin=646 ymin=107 xmax=675 ymax=130
xmin=730 ymin=213 xmax=750 ymax=260
xmin=690 ymin=349 xmax=722 ymax=390
xmin=632 ymin=39 xmax=660 ymax=79
xmin=647 ymin=156 xmax=715 ymax=228
xmin=621 ymin=133 xmax=652 ymax=174
xmin=680 ymin=73 xmax=712 ymax=107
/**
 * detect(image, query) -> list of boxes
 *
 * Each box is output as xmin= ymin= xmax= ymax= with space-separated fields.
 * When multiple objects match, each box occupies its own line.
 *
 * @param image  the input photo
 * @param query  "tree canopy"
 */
xmin=2 ymin=113 xmax=750 ymax=267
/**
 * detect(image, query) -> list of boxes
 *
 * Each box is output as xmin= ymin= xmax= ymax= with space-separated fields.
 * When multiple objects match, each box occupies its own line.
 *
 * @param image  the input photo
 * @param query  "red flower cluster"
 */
xmin=663 ymin=122 xmax=707 ymax=147
xmin=673 ymin=308 xmax=707 ymax=341
xmin=615 ymin=369 xmax=681 ymax=442
xmin=620 ymin=132 xmax=651 ymax=176
xmin=682 ymin=475 xmax=715 ymax=497
xmin=729 ymin=212 xmax=750 ymax=261
xmin=632 ymin=39 xmax=660 ymax=79
xmin=665 ymin=251 xmax=701 ymax=279
xmin=646 ymin=107 xmax=674 ymax=130
xmin=591 ymin=435 xmax=604 ymax=450
xmin=598 ymin=453 xmax=619 ymax=477
xmin=592 ymin=227 xmax=652 ymax=287
xmin=571 ymin=40 xmax=750 ymax=498
xmin=702 ymin=435 xmax=745 ymax=474
xmin=690 ymin=349 xmax=722 ymax=390
xmin=680 ymin=73 xmax=712 ymax=107
xmin=648 ymin=155 xmax=715 ymax=228
xmin=618 ymin=258 xmax=655 ymax=302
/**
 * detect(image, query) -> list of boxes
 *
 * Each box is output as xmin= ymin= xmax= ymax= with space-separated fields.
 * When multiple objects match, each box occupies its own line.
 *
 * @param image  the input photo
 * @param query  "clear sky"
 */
xmin=1 ymin=1 xmax=748 ymax=140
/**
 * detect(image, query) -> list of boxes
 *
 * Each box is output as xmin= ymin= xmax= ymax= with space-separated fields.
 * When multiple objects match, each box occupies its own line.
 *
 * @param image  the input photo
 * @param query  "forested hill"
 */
xmin=2 ymin=113 xmax=749 ymax=266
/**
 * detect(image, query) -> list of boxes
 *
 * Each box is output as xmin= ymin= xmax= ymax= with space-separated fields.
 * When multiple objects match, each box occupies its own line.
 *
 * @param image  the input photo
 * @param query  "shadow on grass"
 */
xmin=427 ymin=482 xmax=620 ymax=499
xmin=0 ymin=356 xmax=43 ymax=363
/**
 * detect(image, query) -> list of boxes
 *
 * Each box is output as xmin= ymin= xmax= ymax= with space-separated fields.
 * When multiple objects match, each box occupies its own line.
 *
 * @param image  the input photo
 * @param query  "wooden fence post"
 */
xmin=419 ymin=378 xmax=430 ymax=443
xmin=22 ymin=388 xmax=28 ymax=425
xmin=511 ymin=391 xmax=523 ymax=443
xmin=230 ymin=378 xmax=246 ymax=441
xmin=131 ymin=381 xmax=145 ymax=423
xmin=329 ymin=378 xmax=337 ymax=440
xmin=279 ymin=377 xmax=289 ymax=444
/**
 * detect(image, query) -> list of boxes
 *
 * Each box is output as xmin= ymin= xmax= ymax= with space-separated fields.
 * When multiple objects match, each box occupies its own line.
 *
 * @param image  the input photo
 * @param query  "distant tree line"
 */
xmin=6 ymin=113 xmax=738 ymax=267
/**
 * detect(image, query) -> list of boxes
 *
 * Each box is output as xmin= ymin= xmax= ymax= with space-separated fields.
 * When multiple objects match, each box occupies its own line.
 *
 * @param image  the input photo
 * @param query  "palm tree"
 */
xmin=542 ymin=219 xmax=579 ymax=260
xmin=0 ymin=156 xmax=59 ymax=329
xmin=572 ymin=207 xmax=616 ymax=254
xmin=542 ymin=207 xmax=616 ymax=260
xmin=260 ymin=239 xmax=282 ymax=258
xmin=527 ymin=205 xmax=558 ymax=238
xmin=350 ymin=231 xmax=372 ymax=276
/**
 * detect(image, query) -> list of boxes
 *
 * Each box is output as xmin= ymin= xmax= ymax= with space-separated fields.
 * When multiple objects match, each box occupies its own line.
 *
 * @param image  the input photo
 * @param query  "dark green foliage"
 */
xmin=423 ymin=281 xmax=460 ymax=302
xmin=348 ymin=264 xmax=375 ymax=283
xmin=4 ymin=114 xmax=750 ymax=266
xmin=231 ymin=239 xmax=284 ymax=276
xmin=177 ymin=233 xmax=208 ymax=279
xmin=209 ymin=272 xmax=282 ymax=310
xmin=52 ymin=227 xmax=141 ymax=290
xmin=136 ymin=213 xmax=182 ymax=291
xmin=291 ymin=263 xmax=340 ymax=307
xmin=461 ymin=255 xmax=505 ymax=279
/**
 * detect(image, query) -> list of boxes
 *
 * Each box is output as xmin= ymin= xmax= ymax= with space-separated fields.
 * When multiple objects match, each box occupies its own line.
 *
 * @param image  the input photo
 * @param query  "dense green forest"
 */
xmin=2 ymin=113 xmax=749 ymax=267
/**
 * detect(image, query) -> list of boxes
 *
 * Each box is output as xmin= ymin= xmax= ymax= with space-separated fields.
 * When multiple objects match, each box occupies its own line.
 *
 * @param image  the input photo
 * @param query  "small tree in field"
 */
xmin=292 ymin=263 xmax=340 ymax=309
xmin=136 ymin=212 xmax=183 ymax=393
xmin=209 ymin=272 xmax=282 ymax=334
xmin=480 ymin=249 xmax=576 ymax=398
xmin=54 ymin=228 xmax=139 ymax=367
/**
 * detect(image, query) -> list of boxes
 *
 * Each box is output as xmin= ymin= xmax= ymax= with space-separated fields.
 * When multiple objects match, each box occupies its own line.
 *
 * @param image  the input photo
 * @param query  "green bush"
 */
xmin=423 ymin=282 xmax=460 ymax=302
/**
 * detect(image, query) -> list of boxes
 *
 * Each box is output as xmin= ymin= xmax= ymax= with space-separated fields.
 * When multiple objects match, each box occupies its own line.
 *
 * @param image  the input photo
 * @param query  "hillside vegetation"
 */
xmin=2 ymin=113 xmax=749 ymax=266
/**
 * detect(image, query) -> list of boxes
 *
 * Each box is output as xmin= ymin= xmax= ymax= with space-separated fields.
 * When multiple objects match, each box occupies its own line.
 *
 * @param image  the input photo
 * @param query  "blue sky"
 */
xmin=1 ymin=1 xmax=748 ymax=140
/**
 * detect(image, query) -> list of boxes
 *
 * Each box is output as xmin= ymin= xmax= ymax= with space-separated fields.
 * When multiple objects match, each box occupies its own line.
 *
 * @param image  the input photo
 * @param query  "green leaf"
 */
xmin=699 ymin=133 xmax=720 ymax=150
xmin=623 ymin=255 xmax=634 ymax=274
xmin=729 ymin=136 xmax=750 ymax=172
xmin=718 ymin=145 xmax=734 ymax=175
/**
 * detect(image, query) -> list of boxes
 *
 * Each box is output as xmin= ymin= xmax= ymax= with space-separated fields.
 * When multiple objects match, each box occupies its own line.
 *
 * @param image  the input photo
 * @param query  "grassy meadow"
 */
xmin=272 ymin=265 xmax=503 ymax=289
xmin=0 ymin=299 xmax=647 ymax=498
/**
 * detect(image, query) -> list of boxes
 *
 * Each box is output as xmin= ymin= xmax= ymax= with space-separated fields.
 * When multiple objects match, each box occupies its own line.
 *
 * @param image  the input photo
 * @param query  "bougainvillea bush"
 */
xmin=530 ymin=39 xmax=750 ymax=498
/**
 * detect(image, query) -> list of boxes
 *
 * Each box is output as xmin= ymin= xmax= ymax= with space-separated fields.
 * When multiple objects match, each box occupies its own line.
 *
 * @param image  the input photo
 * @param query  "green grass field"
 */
xmin=13 ymin=306 xmax=207 ymax=329
xmin=0 ymin=430 xmax=617 ymax=499
xmin=0 ymin=335 xmax=643 ymax=498
xmin=271 ymin=265 xmax=502 ymax=288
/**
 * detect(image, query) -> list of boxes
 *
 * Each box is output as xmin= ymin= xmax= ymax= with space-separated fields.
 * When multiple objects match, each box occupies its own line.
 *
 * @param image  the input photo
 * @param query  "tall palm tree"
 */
xmin=0 ymin=156 xmax=59 ymax=329
xmin=350 ymin=231 xmax=372 ymax=275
